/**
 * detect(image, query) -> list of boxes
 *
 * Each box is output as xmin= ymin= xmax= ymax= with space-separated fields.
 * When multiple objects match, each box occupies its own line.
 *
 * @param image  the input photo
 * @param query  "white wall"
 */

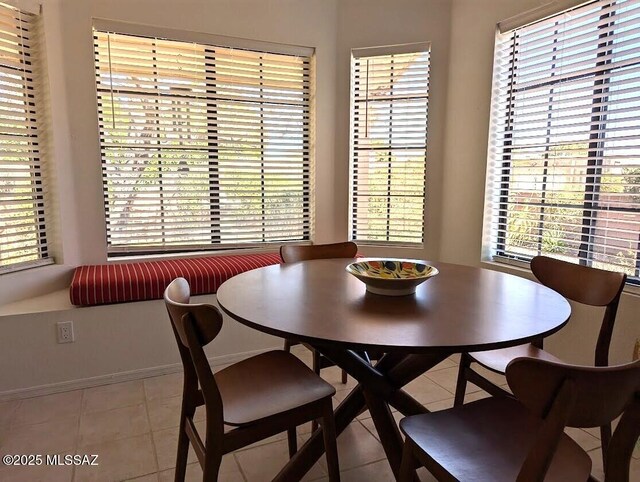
xmin=440 ymin=0 xmax=541 ymax=267
xmin=335 ymin=0 xmax=451 ymax=262
xmin=0 ymin=293 xmax=280 ymax=398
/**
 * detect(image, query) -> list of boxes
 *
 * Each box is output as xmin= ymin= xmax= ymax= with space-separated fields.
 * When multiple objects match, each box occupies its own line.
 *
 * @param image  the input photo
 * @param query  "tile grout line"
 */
xmin=299 ymin=432 xmax=330 ymax=479
xmin=414 ymin=375 xmax=460 ymax=403
xmin=232 ymin=451 xmax=249 ymax=482
xmin=76 ymin=404 xmax=154 ymax=446
xmin=143 ymin=379 xmax=162 ymax=479
xmin=71 ymin=389 xmax=85 ymax=482
xmin=355 ymin=418 xmax=380 ymax=443
xmin=82 ymin=380 xmax=149 ymax=416
xmin=422 ymin=371 xmax=463 ymax=398
xmin=0 ymin=400 xmax=19 ymax=456
xmin=339 ymin=458 xmax=395 ymax=478
xmin=81 ymin=384 xmax=159 ymax=481
xmin=8 ymin=398 xmax=23 ymax=430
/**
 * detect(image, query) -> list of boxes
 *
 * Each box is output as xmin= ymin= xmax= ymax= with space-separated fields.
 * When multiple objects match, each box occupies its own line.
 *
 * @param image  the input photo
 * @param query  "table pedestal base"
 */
xmin=273 ymin=349 xmax=450 ymax=481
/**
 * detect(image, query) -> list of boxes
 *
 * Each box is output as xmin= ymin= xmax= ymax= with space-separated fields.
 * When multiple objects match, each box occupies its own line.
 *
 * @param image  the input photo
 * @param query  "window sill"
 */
xmin=479 ymin=259 xmax=535 ymax=280
xmin=0 ymin=288 xmax=73 ymax=317
xmin=0 ymin=258 xmax=55 ymax=276
xmin=481 ymin=258 xmax=640 ymax=298
xmin=106 ymin=245 xmax=288 ymax=264
xmin=355 ymin=242 xmax=424 ymax=249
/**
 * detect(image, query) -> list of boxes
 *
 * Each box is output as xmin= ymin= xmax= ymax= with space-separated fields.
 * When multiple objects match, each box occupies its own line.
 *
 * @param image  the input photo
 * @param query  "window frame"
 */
xmin=0 ymin=0 xmax=53 ymax=274
xmin=348 ymin=42 xmax=431 ymax=247
xmin=92 ymin=20 xmax=314 ymax=257
xmin=486 ymin=0 xmax=640 ymax=284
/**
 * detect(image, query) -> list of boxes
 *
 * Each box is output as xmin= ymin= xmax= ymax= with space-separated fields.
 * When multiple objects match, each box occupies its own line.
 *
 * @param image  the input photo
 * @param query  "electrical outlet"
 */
xmin=57 ymin=321 xmax=74 ymax=343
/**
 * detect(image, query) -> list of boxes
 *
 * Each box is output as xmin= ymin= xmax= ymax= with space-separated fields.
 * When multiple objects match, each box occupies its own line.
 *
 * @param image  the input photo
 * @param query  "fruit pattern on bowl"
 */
xmin=347 ymin=260 xmax=435 ymax=280
xmin=345 ymin=259 xmax=439 ymax=296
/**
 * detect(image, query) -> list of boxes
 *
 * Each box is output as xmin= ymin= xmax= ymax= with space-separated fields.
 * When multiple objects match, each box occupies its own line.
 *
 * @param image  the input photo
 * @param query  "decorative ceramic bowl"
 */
xmin=345 ymin=259 xmax=438 ymax=296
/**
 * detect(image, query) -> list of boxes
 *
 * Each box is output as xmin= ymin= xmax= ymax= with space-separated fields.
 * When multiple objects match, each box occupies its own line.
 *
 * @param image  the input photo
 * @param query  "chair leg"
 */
xmin=341 ymin=369 xmax=348 ymax=384
xmin=287 ymin=427 xmax=298 ymax=458
xmin=202 ymin=451 xmax=222 ymax=482
xmin=284 ymin=339 xmax=292 ymax=352
xmin=311 ymin=350 xmax=322 ymax=432
xmin=453 ymin=353 xmax=472 ymax=407
xmin=398 ymin=440 xmax=417 ymax=482
xmin=312 ymin=349 xmax=321 ymax=375
xmin=174 ymin=415 xmax=190 ymax=482
xmin=600 ymin=423 xmax=611 ymax=471
xmin=320 ymin=400 xmax=341 ymax=482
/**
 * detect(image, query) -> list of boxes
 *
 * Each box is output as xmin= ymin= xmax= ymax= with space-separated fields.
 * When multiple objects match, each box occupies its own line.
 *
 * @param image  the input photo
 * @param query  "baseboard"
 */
xmin=0 ymin=346 xmax=279 ymax=401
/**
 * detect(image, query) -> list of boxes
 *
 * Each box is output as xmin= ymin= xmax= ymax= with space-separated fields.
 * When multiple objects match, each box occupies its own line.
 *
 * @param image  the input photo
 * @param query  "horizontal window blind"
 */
xmin=94 ymin=30 xmax=311 ymax=254
xmin=487 ymin=0 xmax=640 ymax=283
xmin=0 ymin=2 xmax=49 ymax=272
xmin=349 ymin=45 xmax=430 ymax=245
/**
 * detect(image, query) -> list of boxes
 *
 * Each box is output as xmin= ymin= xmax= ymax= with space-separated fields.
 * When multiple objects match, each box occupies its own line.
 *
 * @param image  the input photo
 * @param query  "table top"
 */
xmin=216 ymin=258 xmax=571 ymax=354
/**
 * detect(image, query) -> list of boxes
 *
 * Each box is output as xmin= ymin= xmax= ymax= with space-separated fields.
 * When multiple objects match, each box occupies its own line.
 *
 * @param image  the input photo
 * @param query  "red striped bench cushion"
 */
xmin=69 ymin=253 xmax=282 ymax=306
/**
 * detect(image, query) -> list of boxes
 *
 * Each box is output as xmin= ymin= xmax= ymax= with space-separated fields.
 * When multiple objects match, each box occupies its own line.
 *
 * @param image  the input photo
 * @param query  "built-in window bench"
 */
xmin=0 ymin=252 xmax=285 ymax=399
xmin=69 ymin=252 xmax=283 ymax=306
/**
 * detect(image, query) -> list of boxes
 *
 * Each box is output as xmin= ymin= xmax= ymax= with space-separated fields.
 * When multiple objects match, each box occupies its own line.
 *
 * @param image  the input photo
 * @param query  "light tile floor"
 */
xmin=0 ymin=346 xmax=638 ymax=482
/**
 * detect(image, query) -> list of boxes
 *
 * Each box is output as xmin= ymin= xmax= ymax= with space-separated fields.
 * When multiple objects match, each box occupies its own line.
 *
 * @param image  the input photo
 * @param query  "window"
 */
xmin=486 ymin=0 xmax=640 ymax=283
xmin=349 ymin=44 xmax=430 ymax=246
xmin=93 ymin=26 xmax=312 ymax=255
xmin=0 ymin=1 xmax=50 ymax=272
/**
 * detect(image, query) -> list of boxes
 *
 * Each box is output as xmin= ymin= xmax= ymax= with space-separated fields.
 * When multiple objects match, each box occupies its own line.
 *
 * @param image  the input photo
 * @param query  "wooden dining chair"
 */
xmin=400 ymin=358 xmax=640 ymax=482
xmin=281 ymin=241 xmax=358 ymax=384
xmin=164 ymin=278 xmax=340 ymax=482
xmin=454 ymin=255 xmax=626 ymax=463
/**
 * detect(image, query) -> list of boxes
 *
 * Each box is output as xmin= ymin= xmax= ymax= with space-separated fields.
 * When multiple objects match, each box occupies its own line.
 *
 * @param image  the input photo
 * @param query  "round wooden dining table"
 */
xmin=216 ymin=258 xmax=571 ymax=481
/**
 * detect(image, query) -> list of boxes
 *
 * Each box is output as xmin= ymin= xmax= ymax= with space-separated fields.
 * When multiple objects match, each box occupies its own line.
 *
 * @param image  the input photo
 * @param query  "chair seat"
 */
xmin=400 ymin=397 xmax=591 ymax=482
xmin=470 ymin=343 xmax=563 ymax=374
xmin=215 ymin=350 xmax=336 ymax=426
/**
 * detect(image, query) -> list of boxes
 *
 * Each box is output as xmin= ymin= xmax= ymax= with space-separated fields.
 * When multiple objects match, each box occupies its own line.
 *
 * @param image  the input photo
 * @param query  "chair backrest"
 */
xmin=165 ymin=277 xmax=223 ymax=350
xmin=530 ymin=256 xmax=627 ymax=366
xmin=280 ymin=241 xmax=358 ymax=263
xmin=507 ymin=357 xmax=640 ymax=428
xmin=506 ymin=357 xmax=640 ymax=481
xmin=164 ymin=278 xmax=225 ymax=434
